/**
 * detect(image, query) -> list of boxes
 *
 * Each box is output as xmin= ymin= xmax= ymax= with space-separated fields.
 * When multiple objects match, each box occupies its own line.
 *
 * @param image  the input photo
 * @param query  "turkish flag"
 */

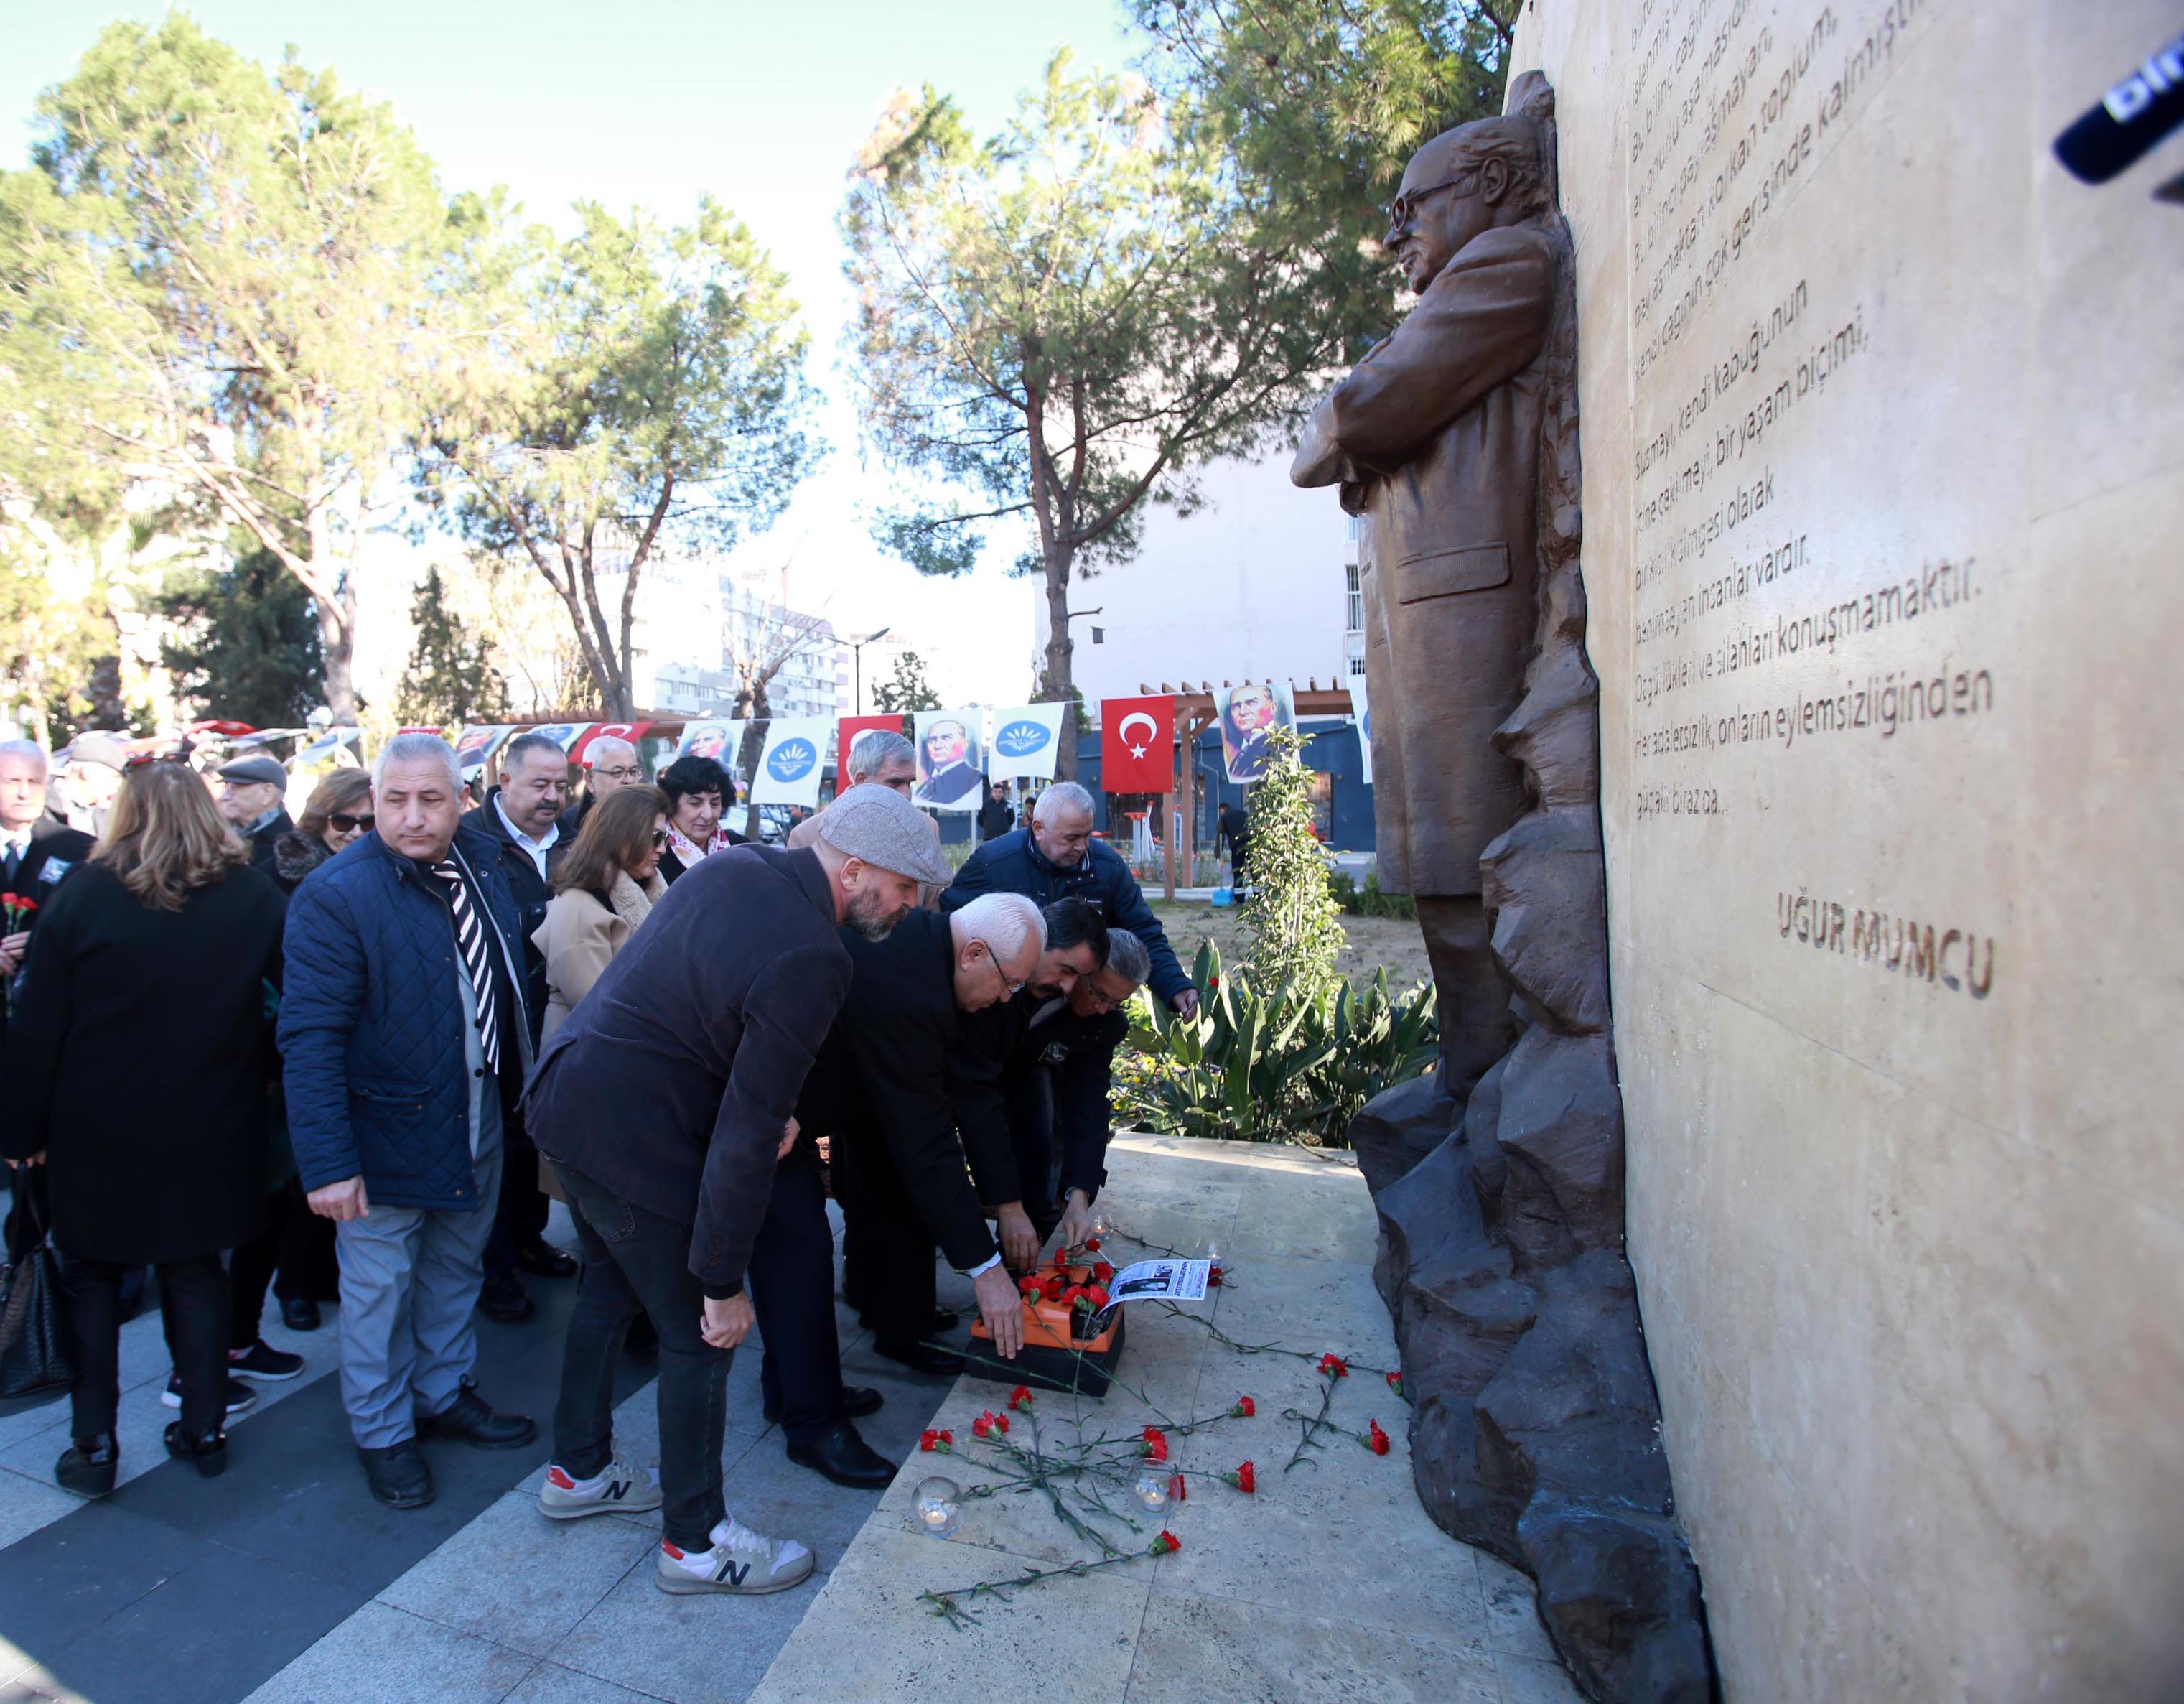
xmin=836 ymin=714 xmax=905 ymax=783
xmin=570 ymin=722 xmax=650 ymax=765
xmin=1100 ymin=696 xmax=1174 ymax=793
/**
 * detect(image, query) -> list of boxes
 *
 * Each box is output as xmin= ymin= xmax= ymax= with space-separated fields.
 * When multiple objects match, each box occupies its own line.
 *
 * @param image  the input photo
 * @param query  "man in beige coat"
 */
xmin=1292 ymin=108 xmax=1562 ymax=1098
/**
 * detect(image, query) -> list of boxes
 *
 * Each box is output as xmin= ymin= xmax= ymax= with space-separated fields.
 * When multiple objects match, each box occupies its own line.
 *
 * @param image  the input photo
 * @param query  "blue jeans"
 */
xmin=552 ymin=1163 xmax=731 ymax=1551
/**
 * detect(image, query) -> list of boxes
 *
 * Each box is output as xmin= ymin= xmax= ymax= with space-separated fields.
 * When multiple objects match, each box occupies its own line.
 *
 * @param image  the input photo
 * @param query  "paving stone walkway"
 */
xmin=0 ymin=1139 xmax=1581 ymax=1703
xmin=750 ymin=1135 xmax=1583 ymax=1704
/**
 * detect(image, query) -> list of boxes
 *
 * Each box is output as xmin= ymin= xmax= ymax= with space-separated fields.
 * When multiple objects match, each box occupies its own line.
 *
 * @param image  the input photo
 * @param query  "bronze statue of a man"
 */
xmin=1292 ymin=111 xmax=1563 ymax=1098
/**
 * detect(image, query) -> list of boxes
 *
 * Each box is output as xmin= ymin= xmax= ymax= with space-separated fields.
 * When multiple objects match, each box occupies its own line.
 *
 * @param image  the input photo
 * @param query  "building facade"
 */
xmin=1032 ymin=450 xmax=1360 ymax=702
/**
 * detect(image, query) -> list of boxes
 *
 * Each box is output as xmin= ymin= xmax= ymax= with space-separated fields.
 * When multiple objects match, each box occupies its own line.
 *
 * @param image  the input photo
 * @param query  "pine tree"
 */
xmin=157 ymin=541 xmax=325 ymax=727
xmin=396 ymin=567 xmax=505 ymax=728
xmin=872 ymin=650 xmax=942 ymax=714
xmin=1241 ymin=726 xmax=1345 ymax=997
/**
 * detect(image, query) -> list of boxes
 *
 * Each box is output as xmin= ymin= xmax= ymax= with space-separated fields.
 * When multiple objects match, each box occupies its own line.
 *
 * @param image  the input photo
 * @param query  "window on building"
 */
xmin=1344 ymin=563 xmax=1363 ymax=633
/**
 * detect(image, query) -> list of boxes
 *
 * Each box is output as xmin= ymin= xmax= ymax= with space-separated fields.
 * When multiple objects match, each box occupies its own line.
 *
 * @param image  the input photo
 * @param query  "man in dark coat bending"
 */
xmin=798 ymin=891 xmax=1047 ymax=1377
xmin=523 ymin=785 xmax=954 ymax=1598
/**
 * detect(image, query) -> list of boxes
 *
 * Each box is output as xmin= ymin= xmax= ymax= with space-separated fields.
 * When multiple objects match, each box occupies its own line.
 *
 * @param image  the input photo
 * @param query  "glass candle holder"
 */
xmin=913 ymin=1475 xmax=962 ymax=1537
xmin=1131 ymin=1464 xmax=1171 ymax=1514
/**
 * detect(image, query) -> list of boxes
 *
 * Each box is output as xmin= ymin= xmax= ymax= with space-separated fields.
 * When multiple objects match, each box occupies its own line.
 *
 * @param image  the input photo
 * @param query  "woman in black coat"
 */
xmin=1 ymin=760 xmax=287 ymax=1494
xmin=653 ymin=753 xmax=745 ymax=883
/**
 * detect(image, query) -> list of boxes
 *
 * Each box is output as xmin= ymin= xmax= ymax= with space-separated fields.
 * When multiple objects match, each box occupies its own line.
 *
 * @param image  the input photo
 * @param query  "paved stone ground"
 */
xmin=0 ymin=1140 xmax=1581 ymax=1703
xmin=0 ymin=1199 xmax=957 ymax=1704
xmin=750 ymin=1136 xmax=1583 ymax=1704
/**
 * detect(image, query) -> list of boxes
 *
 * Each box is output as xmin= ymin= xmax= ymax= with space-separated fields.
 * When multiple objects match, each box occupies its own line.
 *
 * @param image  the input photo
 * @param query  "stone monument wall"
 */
xmin=1506 ymin=1 xmax=2184 ymax=1697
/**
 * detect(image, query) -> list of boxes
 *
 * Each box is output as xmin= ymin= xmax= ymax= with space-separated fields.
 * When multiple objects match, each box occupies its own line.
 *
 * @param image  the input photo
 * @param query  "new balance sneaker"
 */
xmin=655 ymin=1517 xmax=814 ymax=1596
xmin=538 ymin=1458 xmax=663 ymax=1521
xmin=228 ymin=1339 xmax=304 ymax=1381
xmin=162 ymin=1374 xmax=257 ymax=1416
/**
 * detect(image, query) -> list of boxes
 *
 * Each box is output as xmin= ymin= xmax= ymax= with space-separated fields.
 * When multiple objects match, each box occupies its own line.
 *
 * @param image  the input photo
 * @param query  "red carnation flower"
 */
xmin=1042 ymin=1274 xmax=1068 ymax=1303
xmin=1318 ymin=1353 xmax=1349 ymax=1379
xmin=1368 ymin=1419 xmax=1391 ymax=1456
xmin=1009 ymin=1384 xmax=1033 ymax=1412
xmin=1226 ymin=1461 xmax=1256 ymax=1494
xmin=1064 ymin=1285 xmax=1088 ymax=1310
xmin=918 ymin=1428 xmax=953 ymax=1453
xmin=1386 ymin=1370 xmax=1405 ymax=1398
xmin=1019 ymin=1277 xmax=1043 ymax=1300
xmin=971 ymin=1414 xmax=993 ymax=1439
xmin=1140 ymin=1425 xmax=1169 ymax=1463
xmin=1084 ymin=1284 xmax=1111 ymax=1309
xmin=996 ymin=1412 xmax=1011 ymax=1433
xmin=1093 ymin=1260 xmax=1115 ymax=1285
xmin=1231 ymin=1395 xmax=1256 ymax=1418
xmin=1208 ymin=1263 xmax=1225 ymax=1288
xmin=1168 ymin=1471 xmax=1186 ymax=1504
xmin=1150 ymin=1530 xmax=1182 ymax=1556
xmin=1083 ymin=1236 xmax=1101 ymax=1252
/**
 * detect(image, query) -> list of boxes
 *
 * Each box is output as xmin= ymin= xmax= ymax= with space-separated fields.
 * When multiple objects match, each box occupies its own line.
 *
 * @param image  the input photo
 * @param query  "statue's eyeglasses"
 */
xmin=1388 ymin=165 xmax=1484 ymax=233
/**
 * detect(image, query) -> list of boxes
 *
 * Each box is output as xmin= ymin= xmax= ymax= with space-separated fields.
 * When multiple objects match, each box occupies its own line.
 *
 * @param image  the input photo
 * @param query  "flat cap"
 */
xmin=218 ymin=755 xmax=289 ymax=788
xmin=818 ymin=783 xmax=954 ymax=886
xmin=65 ymin=731 xmax=128 ymax=771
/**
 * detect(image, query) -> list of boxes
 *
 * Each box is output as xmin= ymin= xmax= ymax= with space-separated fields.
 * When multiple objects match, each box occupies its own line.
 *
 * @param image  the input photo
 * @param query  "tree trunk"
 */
xmin=1044 ymin=547 xmax=1078 ymax=782
xmin=739 ymin=683 xmax=770 ymax=839
xmin=314 ymin=588 xmax=358 ymax=723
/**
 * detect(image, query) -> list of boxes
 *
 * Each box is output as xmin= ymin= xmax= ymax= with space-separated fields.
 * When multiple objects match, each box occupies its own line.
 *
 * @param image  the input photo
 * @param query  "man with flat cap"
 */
xmin=523 ymin=784 xmax=952 ymax=1598
xmin=215 ymin=754 xmax=295 ymax=876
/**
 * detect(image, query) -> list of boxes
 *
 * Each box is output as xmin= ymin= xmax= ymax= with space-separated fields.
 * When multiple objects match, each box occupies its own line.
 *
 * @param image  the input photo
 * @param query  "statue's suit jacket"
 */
xmin=1294 ymin=221 xmax=1558 ymax=896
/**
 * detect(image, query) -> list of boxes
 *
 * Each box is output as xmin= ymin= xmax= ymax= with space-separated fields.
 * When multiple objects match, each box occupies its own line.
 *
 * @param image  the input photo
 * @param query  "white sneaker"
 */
xmin=655 ymin=1515 xmax=814 ymax=1596
xmin=538 ymin=1458 xmax=663 ymax=1520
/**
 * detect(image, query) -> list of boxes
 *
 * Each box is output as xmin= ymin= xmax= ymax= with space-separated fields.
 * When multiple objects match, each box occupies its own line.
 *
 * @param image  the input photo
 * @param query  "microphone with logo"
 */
xmin=2053 ymin=27 xmax=2184 ymax=187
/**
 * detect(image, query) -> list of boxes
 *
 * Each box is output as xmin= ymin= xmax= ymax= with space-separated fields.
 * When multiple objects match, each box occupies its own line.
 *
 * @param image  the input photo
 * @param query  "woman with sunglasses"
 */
xmin=272 ymin=770 xmax=375 ymax=895
xmin=533 ymin=785 xmax=671 ymax=1043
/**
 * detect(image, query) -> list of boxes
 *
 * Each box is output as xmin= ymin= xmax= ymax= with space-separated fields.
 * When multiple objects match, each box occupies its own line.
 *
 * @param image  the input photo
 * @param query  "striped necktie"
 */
xmin=431 ymin=856 xmax=501 ymax=1076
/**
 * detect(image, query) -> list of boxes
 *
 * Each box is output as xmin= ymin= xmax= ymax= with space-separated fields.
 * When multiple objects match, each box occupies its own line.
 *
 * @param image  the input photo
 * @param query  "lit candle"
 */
xmin=914 ymin=1476 xmax=961 ymax=1537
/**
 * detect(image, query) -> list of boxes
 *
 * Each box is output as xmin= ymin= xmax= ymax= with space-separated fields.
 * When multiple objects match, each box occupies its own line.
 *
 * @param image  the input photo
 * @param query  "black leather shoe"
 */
xmin=859 ymin=1308 xmax=959 ymax=1336
xmin=417 ymin=1387 xmax=537 ymax=1450
xmin=516 ymin=1240 xmax=579 ymax=1279
xmin=786 ymin=1420 xmax=897 ymax=1490
xmin=479 ymin=1271 xmax=536 ymax=1323
xmin=279 ymin=1296 xmax=322 ymax=1332
xmin=55 ymin=1435 xmax=117 ymax=1499
xmin=358 ymin=1440 xmax=434 ymax=1508
xmin=163 ymin=1421 xmax=228 ymax=1479
xmin=764 ymin=1384 xmax=885 ymax=1426
xmin=873 ymin=1342 xmax=966 ymax=1377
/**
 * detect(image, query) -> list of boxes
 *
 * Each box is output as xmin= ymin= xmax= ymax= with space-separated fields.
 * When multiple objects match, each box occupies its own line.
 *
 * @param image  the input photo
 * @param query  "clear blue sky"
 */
xmin=0 ymin=0 xmax=1144 ymax=704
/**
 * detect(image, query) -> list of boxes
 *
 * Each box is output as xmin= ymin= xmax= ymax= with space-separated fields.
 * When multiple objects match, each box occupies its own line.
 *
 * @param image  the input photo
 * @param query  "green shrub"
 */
xmin=1241 ymin=727 xmax=1346 ymax=997
xmin=1116 ymin=939 xmax=1438 ymax=1147
xmin=1329 ymin=870 xmax=1418 ymax=921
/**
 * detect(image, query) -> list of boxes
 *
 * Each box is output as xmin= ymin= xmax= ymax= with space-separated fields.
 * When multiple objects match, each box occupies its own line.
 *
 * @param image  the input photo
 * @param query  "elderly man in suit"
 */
xmin=1291 ymin=106 xmax=1562 ymax=1099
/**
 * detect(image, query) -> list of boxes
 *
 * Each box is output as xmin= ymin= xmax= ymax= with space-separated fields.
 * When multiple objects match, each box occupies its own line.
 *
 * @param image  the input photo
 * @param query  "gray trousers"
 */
xmin=335 ymin=1131 xmax=503 ymax=1448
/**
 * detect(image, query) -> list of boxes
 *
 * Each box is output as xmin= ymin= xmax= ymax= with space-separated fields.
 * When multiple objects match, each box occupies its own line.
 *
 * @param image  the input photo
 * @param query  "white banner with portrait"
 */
xmin=1350 ymin=674 xmax=1372 ymax=786
xmin=747 ymin=717 xmax=831 ymax=808
xmin=986 ymin=703 xmax=1065 ymax=781
xmin=913 ymin=708 xmax=986 ymax=811
xmin=1214 ymin=682 xmax=1297 ymax=783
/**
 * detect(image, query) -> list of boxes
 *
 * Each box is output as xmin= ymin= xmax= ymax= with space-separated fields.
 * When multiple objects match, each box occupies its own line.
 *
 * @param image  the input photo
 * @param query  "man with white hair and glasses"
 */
xmin=798 ymin=890 xmax=1042 ymax=1377
xmin=944 ymin=780 xmax=1198 ymax=1020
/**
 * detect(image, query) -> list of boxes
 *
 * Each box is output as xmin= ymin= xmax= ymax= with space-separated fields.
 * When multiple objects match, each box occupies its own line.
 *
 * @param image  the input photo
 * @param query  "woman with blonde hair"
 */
xmin=272 ymin=768 xmax=374 ymax=894
xmin=533 ymin=785 xmax=668 ymax=1040
xmin=0 ymin=760 xmax=286 ymax=1494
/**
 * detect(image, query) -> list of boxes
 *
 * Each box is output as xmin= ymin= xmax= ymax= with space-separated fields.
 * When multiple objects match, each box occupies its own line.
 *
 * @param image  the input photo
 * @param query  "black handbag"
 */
xmin=0 ymin=1172 xmax=74 ymax=1401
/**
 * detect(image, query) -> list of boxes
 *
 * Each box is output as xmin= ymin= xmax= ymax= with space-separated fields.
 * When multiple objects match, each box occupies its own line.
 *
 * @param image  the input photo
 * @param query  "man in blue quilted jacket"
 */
xmin=281 ymin=732 xmax=539 ymax=1510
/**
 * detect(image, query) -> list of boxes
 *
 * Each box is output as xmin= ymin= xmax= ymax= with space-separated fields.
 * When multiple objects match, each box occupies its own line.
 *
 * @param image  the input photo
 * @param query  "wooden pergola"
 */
xmin=1137 ymin=681 xmax=1358 ymax=900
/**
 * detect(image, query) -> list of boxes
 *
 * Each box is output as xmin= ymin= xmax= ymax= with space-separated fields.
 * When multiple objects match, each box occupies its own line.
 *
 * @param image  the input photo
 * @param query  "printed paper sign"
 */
xmin=748 ymin=717 xmax=832 ymax=807
xmin=987 ymin=703 xmax=1065 ymax=781
xmin=1101 ymin=1259 xmax=1213 ymax=1307
xmin=913 ymin=709 xmax=986 ymax=811
xmin=1215 ymin=682 xmax=1297 ymax=783
xmin=1350 ymin=674 xmax=1372 ymax=786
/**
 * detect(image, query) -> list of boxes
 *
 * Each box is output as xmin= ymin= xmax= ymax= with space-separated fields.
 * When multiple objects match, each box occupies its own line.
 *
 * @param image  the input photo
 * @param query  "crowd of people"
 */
xmin=0 ymin=723 xmax=1193 ymax=1599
